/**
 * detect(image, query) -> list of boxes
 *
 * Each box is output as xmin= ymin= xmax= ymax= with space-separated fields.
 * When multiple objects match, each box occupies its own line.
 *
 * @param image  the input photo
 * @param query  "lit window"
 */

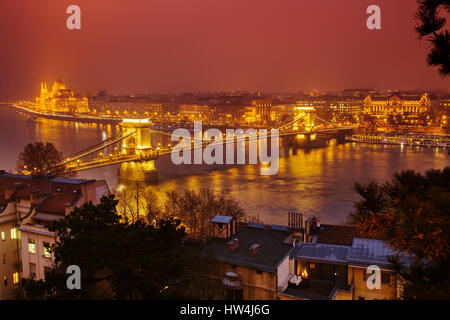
xmin=13 ymin=272 xmax=19 ymax=284
xmin=43 ymin=242 xmax=51 ymax=258
xmin=1 ymin=231 xmax=5 ymax=241
xmin=10 ymin=228 xmax=17 ymax=240
xmin=28 ymin=239 xmax=36 ymax=254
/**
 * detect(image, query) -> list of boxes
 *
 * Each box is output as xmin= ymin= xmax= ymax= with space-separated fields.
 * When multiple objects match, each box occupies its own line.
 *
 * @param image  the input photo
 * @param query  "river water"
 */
xmin=1 ymin=105 xmax=448 ymax=225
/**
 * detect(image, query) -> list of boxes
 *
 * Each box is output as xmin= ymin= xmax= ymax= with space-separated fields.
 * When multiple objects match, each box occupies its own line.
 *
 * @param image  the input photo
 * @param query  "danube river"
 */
xmin=1 ymin=105 xmax=448 ymax=225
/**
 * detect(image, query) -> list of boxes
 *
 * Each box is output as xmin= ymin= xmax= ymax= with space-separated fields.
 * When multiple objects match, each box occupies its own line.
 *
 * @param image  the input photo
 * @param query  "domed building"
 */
xmin=36 ymin=79 xmax=89 ymax=113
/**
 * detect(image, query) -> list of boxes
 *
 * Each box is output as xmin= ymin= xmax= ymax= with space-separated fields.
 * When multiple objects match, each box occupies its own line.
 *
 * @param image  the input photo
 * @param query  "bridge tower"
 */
xmin=119 ymin=119 xmax=158 ymax=182
xmin=293 ymin=106 xmax=315 ymax=131
xmin=121 ymin=119 xmax=153 ymax=156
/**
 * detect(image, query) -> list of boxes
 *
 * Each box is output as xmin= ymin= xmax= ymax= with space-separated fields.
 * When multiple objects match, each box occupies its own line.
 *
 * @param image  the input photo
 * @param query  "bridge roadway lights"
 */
xmin=118 ymin=159 xmax=158 ymax=183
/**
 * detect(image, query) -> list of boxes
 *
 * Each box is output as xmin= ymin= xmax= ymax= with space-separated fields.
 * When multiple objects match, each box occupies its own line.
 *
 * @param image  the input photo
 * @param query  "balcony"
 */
xmin=282 ymin=279 xmax=352 ymax=300
xmin=222 ymin=271 xmax=243 ymax=289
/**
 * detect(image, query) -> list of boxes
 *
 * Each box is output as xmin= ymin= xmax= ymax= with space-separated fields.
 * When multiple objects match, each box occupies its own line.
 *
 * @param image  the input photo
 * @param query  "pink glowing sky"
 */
xmin=0 ymin=0 xmax=448 ymax=98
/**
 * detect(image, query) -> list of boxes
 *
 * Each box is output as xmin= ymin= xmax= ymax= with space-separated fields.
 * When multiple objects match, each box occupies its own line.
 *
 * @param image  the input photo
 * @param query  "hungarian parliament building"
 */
xmin=35 ymin=79 xmax=89 ymax=113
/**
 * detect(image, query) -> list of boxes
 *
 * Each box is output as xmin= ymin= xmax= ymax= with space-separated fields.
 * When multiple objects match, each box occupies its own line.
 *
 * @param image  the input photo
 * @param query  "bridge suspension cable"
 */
xmin=312 ymin=115 xmax=335 ymax=126
xmin=276 ymin=114 xmax=307 ymax=131
xmin=149 ymin=114 xmax=307 ymax=136
xmin=57 ymin=130 xmax=137 ymax=166
xmin=60 ymin=112 xmax=349 ymax=173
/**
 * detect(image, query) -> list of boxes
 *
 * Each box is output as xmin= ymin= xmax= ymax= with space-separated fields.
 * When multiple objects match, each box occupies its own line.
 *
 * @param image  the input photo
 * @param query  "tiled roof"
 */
xmin=0 ymin=173 xmax=92 ymax=215
xmin=36 ymin=187 xmax=82 ymax=215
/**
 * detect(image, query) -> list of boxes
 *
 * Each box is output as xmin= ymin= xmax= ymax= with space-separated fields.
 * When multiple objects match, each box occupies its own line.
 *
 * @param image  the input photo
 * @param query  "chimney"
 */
xmin=249 ymin=243 xmax=260 ymax=256
xmin=227 ymin=238 xmax=239 ymax=251
xmin=293 ymin=231 xmax=303 ymax=243
xmin=305 ymin=215 xmax=320 ymax=237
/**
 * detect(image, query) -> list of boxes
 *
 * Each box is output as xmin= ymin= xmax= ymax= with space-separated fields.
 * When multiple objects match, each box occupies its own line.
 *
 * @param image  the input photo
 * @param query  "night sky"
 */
xmin=0 ymin=0 xmax=448 ymax=99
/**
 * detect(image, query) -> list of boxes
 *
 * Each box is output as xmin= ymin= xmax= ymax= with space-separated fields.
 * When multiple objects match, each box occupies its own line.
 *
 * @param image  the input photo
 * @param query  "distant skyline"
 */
xmin=0 ymin=0 xmax=449 ymax=99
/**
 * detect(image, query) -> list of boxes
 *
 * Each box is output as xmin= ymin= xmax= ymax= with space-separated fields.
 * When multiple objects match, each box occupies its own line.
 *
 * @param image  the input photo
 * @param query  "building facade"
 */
xmin=363 ymin=92 xmax=430 ymax=124
xmin=194 ymin=216 xmax=293 ymax=300
xmin=35 ymin=79 xmax=89 ymax=113
xmin=0 ymin=172 xmax=109 ymax=299
xmin=194 ymin=215 xmax=411 ymax=300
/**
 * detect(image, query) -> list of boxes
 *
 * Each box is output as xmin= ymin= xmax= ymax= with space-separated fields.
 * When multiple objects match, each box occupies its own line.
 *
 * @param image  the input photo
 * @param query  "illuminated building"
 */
xmin=242 ymin=99 xmax=272 ymax=125
xmin=178 ymin=104 xmax=211 ymax=121
xmin=270 ymin=104 xmax=291 ymax=123
xmin=363 ymin=92 xmax=430 ymax=123
xmin=252 ymin=99 xmax=272 ymax=124
xmin=437 ymin=96 xmax=450 ymax=127
xmin=243 ymin=106 xmax=258 ymax=124
xmin=35 ymin=79 xmax=89 ymax=113
xmin=295 ymin=94 xmax=365 ymax=122
xmin=0 ymin=172 xmax=109 ymax=299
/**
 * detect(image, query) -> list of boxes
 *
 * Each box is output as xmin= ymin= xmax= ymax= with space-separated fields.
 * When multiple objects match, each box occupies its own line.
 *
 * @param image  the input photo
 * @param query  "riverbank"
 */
xmin=10 ymin=104 xmax=122 ymax=124
xmin=1 ymin=105 xmax=448 ymax=226
xmin=346 ymin=133 xmax=450 ymax=148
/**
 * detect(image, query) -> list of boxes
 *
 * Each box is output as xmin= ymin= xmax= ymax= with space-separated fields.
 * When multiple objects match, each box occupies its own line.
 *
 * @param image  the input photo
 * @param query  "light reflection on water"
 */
xmin=1 ymin=105 xmax=448 ymax=225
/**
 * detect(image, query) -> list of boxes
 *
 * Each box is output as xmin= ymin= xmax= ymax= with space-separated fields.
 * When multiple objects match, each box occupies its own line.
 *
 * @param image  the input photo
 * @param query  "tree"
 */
xmin=117 ymin=187 xmax=248 ymax=240
xmin=415 ymin=0 xmax=450 ymax=76
xmin=348 ymin=167 xmax=450 ymax=299
xmin=22 ymin=195 xmax=188 ymax=299
xmin=163 ymin=188 xmax=246 ymax=239
xmin=17 ymin=142 xmax=66 ymax=176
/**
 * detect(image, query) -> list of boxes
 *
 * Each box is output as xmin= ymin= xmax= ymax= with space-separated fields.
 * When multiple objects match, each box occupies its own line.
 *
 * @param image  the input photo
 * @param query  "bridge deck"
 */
xmin=64 ymin=127 xmax=353 ymax=172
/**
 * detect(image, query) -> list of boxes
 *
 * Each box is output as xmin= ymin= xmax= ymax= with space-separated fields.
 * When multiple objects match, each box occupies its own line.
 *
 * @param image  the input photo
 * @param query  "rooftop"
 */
xmin=36 ymin=187 xmax=82 ymax=215
xmin=291 ymin=237 xmax=413 ymax=269
xmin=283 ymin=280 xmax=351 ymax=300
xmin=347 ymin=238 xmax=412 ymax=268
xmin=367 ymin=93 xmax=426 ymax=102
xmin=196 ymin=224 xmax=294 ymax=273
xmin=0 ymin=172 xmax=101 ymax=217
xmin=211 ymin=215 xmax=233 ymax=224
xmin=291 ymin=243 xmax=350 ymax=265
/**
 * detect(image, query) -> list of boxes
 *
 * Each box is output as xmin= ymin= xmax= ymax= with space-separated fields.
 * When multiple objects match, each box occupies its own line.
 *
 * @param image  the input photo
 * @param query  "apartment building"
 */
xmin=194 ymin=215 xmax=411 ymax=300
xmin=0 ymin=172 xmax=110 ymax=299
xmin=194 ymin=216 xmax=294 ymax=300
